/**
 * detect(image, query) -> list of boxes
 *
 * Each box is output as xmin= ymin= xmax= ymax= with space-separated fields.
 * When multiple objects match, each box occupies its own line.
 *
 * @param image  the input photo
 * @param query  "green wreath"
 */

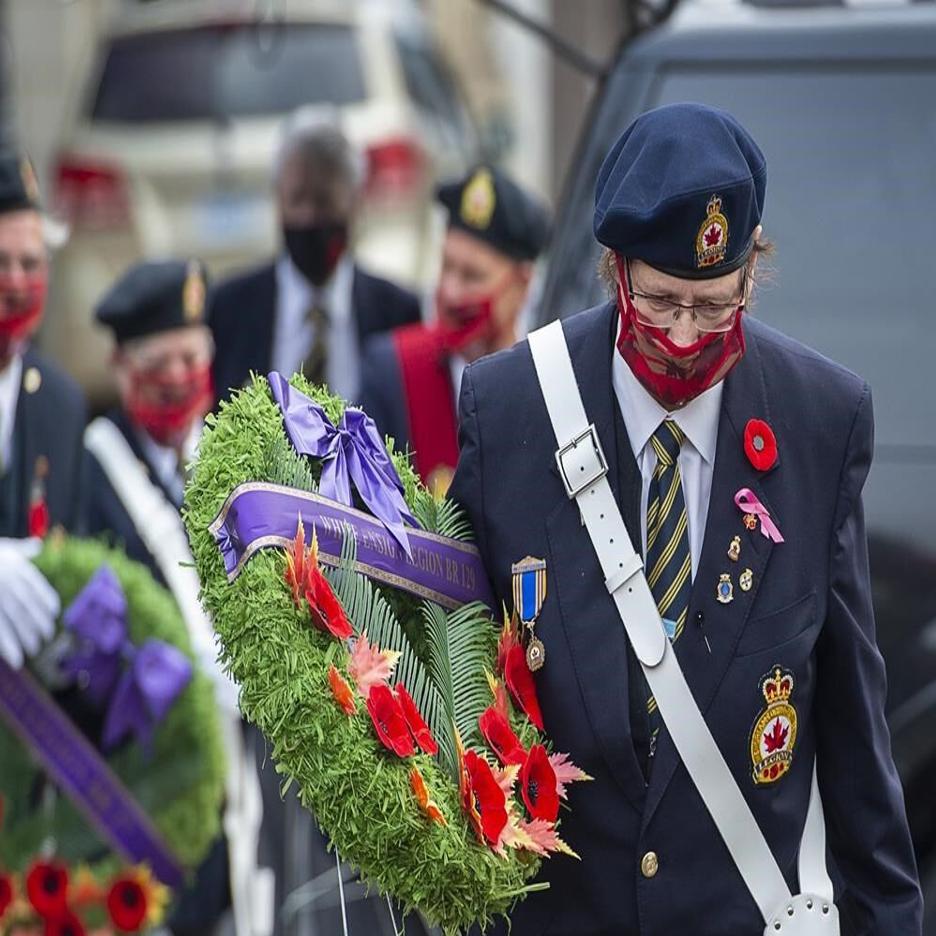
xmin=183 ymin=375 xmax=589 ymax=934
xmin=0 ymin=537 xmax=225 ymax=890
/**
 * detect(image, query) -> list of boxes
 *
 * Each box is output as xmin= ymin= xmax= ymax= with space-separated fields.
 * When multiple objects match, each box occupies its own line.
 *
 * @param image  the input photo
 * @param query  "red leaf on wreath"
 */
xmin=763 ymin=717 xmax=789 ymax=754
xmin=107 ymin=876 xmax=148 ymax=932
xmin=26 ymin=860 xmax=69 ymax=920
xmin=0 ymin=870 xmax=13 ymax=919
xmin=547 ymin=751 xmax=593 ymax=799
xmin=304 ymin=530 xmax=353 ymax=640
xmin=504 ymin=645 xmax=544 ymax=731
xmin=45 ymin=910 xmax=86 ymax=936
xmin=743 ymin=419 xmax=778 ymax=472
xmin=366 ymin=683 xmax=415 ymax=757
xmin=328 ymin=664 xmax=357 ymax=715
xmin=284 ymin=517 xmax=308 ymax=607
xmin=496 ymin=611 xmax=521 ymax=676
xmin=479 ymin=706 xmax=526 ymax=765
xmin=462 ymin=750 xmax=508 ymax=847
xmin=395 ymin=683 xmax=438 ymax=755
xmin=409 ymin=767 xmax=447 ymax=826
xmin=520 ymin=744 xmax=560 ymax=823
xmin=348 ymin=633 xmax=399 ymax=700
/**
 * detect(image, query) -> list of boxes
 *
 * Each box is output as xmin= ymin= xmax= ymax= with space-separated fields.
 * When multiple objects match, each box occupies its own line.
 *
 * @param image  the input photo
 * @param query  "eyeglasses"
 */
xmin=626 ymin=259 xmax=747 ymax=334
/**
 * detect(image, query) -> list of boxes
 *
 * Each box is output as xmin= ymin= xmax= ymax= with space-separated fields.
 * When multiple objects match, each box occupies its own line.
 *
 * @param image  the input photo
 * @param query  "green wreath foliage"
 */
xmin=184 ymin=375 xmax=545 ymax=934
xmin=0 ymin=537 xmax=226 ymax=884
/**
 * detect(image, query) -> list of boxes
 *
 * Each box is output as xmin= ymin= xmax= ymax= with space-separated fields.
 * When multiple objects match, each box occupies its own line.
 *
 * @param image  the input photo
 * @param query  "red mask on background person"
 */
xmin=614 ymin=255 xmax=746 ymax=410
xmin=126 ymin=363 xmax=213 ymax=447
xmin=0 ymin=273 xmax=47 ymax=363
xmin=432 ymin=269 xmax=519 ymax=355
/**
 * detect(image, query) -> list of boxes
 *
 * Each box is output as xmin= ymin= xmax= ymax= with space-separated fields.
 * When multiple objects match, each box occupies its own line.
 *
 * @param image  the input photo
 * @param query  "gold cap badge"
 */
xmin=182 ymin=261 xmax=205 ymax=323
xmin=460 ymin=168 xmax=496 ymax=230
xmin=695 ymin=194 xmax=729 ymax=269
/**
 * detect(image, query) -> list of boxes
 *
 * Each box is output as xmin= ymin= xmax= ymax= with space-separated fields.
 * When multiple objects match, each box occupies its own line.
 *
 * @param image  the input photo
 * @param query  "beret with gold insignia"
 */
xmin=437 ymin=164 xmax=551 ymax=262
xmin=95 ymin=259 xmax=209 ymax=344
xmin=594 ymin=103 xmax=766 ymax=280
xmin=0 ymin=150 xmax=42 ymax=216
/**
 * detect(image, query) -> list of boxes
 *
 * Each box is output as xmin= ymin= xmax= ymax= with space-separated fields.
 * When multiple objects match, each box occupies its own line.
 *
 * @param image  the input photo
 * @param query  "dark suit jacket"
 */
xmin=209 ymin=260 xmax=421 ymax=403
xmin=359 ymin=330 xmax=413 ymax=452
xmin=451 ymin=303 xmax=922 ymax=935
xmin=0 ymin=347 xmax=85 ymax=537
xmin=82 ymin=410 xmax=181 ymax=585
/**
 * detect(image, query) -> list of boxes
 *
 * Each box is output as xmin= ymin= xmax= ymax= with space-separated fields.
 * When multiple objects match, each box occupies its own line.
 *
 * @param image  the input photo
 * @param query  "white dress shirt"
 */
xmin=136 ymin=420 xmax=202 ymax=508
xmin=272 ymin=253 xmax=358 ymax=401
xmin=0 ymin=355 xmax=22 ymax=473
xmin=611 ymin=325 xmax=723 ymax=581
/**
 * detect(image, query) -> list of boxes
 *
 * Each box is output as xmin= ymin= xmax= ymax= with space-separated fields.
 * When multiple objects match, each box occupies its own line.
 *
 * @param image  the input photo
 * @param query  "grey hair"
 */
xmin=272 ymin=106 xmax=366 ymax=191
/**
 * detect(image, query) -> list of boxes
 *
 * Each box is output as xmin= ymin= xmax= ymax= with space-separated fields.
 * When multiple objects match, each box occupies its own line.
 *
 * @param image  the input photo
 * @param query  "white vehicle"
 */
xmin=43 ymin=0 xmax=475 ymax=404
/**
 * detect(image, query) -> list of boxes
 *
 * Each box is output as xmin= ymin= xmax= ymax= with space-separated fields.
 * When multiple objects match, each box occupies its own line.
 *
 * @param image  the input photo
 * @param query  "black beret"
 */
xmin=95 ymin=259 xmax=210 ymax=344
xmin=437 ymin=165 xmax=550 ymax=262
xmin=0 ymin=150 xmax=42 ymax=216
xmin=594 ymin=103 xmax=766 ymax=279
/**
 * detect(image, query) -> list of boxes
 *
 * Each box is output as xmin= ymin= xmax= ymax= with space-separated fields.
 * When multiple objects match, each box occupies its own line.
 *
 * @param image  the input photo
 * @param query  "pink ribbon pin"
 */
xmin=734 ymin=488 xmax=784 ymax=543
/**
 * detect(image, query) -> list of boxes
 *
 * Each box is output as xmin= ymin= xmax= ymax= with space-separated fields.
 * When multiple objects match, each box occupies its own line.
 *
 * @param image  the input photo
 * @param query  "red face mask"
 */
xmin=0 ymin=274 xmax=47 ymax=363
xmin=614 ymin=255 xmax=746 ymax=410
xmin=432 ymin=269 xmax=518 ymax=355
xmin=126 ymin=363 xmax=213 ymax=447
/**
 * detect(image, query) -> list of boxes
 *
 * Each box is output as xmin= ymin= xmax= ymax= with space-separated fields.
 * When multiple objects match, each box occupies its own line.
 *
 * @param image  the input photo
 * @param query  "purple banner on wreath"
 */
xmin=0 ymin=659 xmax=185 ymax=888
xmin=209 ymin=482 xmax=495 ymax=611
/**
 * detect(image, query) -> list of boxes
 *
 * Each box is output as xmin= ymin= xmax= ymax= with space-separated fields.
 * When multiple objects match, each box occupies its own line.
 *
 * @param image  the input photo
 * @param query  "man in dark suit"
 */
xmin=209 ymin=110 xmax=421 ymax=405
xmin=0 ymin=149 xmax=84 ymax=669
xmin=451 ymin=104 xmax=922 ymax=934
xmin=360 ymin=165 xmax=549 ymax=494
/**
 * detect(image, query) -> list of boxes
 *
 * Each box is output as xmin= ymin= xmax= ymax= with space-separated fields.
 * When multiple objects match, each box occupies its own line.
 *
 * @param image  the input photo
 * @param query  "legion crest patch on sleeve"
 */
xmin=750 ymin=666 xmax=798 ymax=784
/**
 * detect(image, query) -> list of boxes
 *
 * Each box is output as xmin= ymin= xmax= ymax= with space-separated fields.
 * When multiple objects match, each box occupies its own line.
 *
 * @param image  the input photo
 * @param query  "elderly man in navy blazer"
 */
xmin=451 ymin=104 xmax=922 ymax=934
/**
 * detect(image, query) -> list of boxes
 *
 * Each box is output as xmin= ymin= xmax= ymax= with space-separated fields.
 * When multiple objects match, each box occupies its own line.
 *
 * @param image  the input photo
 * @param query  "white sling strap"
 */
xmin=85 ymin=417 xmax=274 ymax=936
xmin=528 ymin=321 xmax=837 ymax=934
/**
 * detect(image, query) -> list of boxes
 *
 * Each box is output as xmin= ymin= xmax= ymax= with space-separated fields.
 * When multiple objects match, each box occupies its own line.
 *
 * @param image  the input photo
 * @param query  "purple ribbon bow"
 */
xmin=62 ymin=566 xmax=193 ymax=753
xmin=268 ymin=371 xmax=419 ymax=556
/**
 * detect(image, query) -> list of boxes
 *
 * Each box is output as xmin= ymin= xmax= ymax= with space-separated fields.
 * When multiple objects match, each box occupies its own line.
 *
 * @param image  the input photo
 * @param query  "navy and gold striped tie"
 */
xmin=645 ymin=419 xmax=692 ymax=747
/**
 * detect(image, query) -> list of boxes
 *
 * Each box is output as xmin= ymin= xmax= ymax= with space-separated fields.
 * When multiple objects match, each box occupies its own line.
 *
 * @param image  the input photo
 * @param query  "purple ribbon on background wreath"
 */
xmin=268 ymin=371 xmax=419 ymax=557
xmin=61 ymin=566 xmax=192 ymax=753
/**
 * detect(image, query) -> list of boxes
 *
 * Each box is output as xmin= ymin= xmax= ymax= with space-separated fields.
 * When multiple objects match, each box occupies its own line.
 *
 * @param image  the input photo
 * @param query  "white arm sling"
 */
xmin=528 ymin=321 xmax=838 ymax=935
xmin=85 ymin=417 xmax=274 ymax=936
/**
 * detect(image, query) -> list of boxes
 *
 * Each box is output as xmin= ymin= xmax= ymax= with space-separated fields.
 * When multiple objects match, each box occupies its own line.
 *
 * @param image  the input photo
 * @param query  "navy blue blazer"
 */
xmin=82 ymin=410 xmax=180 ymax=585
xmin=0 ymin=347 xmax=85 ymax=537
xmin=208 ymin=260 xmax=421 ymax=403
xmin=450 ymin=303 xmax=922 ymax=935
xmin=359 ymin=330 xmax=414 ymax=453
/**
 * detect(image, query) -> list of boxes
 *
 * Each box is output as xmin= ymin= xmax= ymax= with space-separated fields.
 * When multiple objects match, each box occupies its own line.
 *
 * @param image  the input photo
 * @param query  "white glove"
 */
xmin=0 ymin=538 xmax=60 ymax=669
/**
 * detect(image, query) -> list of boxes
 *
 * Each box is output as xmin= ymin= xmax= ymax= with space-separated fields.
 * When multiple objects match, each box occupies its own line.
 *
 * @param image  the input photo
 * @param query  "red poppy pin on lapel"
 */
xmin=744 ymin=419 xmax=778 ymax=472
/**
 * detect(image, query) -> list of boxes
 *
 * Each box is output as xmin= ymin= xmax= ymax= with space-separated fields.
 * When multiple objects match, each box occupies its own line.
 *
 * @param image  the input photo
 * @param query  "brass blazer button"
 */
xmin=641 ymin=851 xmax=659 ymax=878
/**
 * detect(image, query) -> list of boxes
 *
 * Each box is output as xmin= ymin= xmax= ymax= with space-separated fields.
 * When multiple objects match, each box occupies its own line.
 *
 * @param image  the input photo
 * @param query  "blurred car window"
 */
xmin=90 ymin=24 xmax=367 ymax=123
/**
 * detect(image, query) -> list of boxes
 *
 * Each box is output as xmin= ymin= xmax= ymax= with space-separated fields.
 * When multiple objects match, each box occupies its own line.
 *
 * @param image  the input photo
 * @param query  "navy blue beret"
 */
xmin=437 ymin=165 xmax=550 ymax=262
xmin=0 ymin=150 xmax=42 ymax=215
xmin=95 ymin=259 xmax=210 ymax=344
xmin=594 ymin=103 xmax=766 ymax=279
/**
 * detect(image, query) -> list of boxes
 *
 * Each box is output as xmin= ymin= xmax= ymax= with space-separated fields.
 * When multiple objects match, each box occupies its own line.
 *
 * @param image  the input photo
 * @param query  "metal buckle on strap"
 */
xmin=556 ymin=424 xmax=608 ymax=499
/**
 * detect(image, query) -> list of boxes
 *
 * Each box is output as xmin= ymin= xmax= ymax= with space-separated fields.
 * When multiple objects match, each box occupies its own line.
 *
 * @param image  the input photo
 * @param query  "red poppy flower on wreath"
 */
xmin=461 ymin=750 xmax=509 ymax=847
xmin=395 ymin=683 xmax=438 ymax=755
xmin=521 ymin=744 xmax=560 ymax=823
xmin=366 ymin=683 xmax=415 ymax=757
xmin=107 ymin=875 xmax=148 ymax=932
xmin=479 ymin=706 xmax=526 ymax=765
xmin=744 ymin=418 xmax=778 ymax=472
xmin=26 ymin=860 xmax=69 ymax=920
xmin=45 ymin=911 xmax=86 ymax=936
xmin=503 ymin=645 xmax=544 ymax=731
xmin=304 ymin=532 xmax=353 ymax=641
xmin=0 ymin=871 xmax=13 ymax=919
